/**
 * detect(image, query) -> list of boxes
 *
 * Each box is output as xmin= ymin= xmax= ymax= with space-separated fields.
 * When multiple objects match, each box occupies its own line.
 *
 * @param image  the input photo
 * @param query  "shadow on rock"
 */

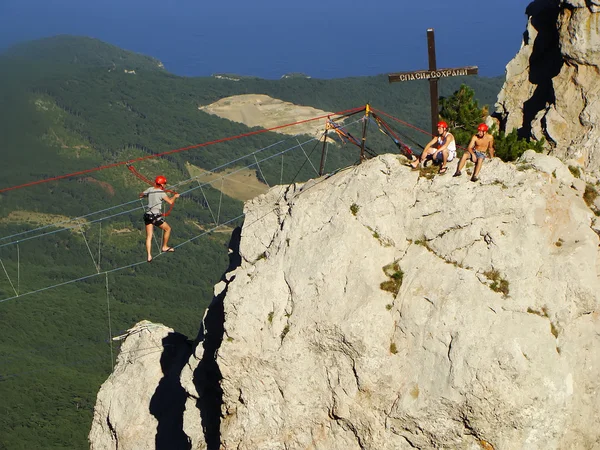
xmin=150 ymin=332 xmax=194 ymax=450
xmin=194 ymin=226 xmax=242 ymax=450
xmin=521 ymin=0 xmax=563 ymax=139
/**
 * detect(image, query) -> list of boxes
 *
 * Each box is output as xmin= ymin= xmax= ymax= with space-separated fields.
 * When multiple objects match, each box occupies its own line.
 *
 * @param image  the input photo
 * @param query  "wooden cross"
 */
xmin=388 ymin=28 xmax=478 ymax=137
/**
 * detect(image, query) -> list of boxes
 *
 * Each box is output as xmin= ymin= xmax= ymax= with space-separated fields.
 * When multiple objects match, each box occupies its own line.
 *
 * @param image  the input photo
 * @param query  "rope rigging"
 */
xmin=0 ymin=105 xmax=441 ymax=384
xmin=0 ymin=106 xmax=433 ymax=305
xmin=0 ymin=122 xmax=360 ymax=302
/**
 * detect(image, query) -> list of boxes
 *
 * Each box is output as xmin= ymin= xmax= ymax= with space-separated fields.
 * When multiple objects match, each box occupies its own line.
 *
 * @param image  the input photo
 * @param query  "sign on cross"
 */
xmin=388 ymin=28 xmax=478 ymax=137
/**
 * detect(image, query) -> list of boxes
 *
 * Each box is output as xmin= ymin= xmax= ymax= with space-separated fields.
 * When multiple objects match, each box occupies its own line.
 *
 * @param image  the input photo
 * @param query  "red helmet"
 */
xmin=477 ymin=123 xmax=489 ymax=132
xmin=437 ymin=121 xmax=448 ymax=129
xmin=155 ymin=175 xmax=167 ymax=186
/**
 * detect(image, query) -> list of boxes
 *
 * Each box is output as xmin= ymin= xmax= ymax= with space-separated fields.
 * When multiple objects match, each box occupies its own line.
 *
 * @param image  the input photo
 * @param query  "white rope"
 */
xmin=322 ymin=138 xmax=329 ymax=171
xmin=17 ymin=243 xmax=20 ymax=296
xmin=254 ymin=154 xmax=270 ymax=188
xmin=199 ymin=183 xmax=217 ymax=225
xmin=0 ymin=215 xmax=243 ymax=303
xmin=296 ymin=138 xmax=320 ymax=175
xmin=79 ymin=225 xmax=100 ymax=273
xmin=0 ymin=119 xmax=368 ymax=305
xmin=0 ymin=121 xmax=367 ymax=249
xmin=98 ymin=223 xmax=102 ymax=271
xmin=216 ymin=177 xmax=224 ymax=225
xmin=0 ymin=133 xmax=337 ymax=250
xmin=0 ymin=258 xmax=18 ymax=298
xmin=105 ymin=273 xmax=114 ymax=369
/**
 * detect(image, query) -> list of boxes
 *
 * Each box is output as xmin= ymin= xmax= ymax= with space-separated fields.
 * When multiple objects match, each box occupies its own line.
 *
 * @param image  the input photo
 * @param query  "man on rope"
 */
xmin=410 ymin=121 xmax=456 ymax=175
xmin=453 ymin=123 xmax=495 ymax=182
xmin=140 ymin=175 xmax=180 ymax=263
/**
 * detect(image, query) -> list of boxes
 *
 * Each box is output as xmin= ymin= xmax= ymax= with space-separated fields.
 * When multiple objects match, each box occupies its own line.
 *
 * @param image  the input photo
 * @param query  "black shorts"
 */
xmin=143 ymin=212 xmax=165 ymax=227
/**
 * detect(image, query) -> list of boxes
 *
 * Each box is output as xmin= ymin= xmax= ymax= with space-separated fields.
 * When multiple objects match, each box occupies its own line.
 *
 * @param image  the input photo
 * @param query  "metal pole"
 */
xmin=427 ymin=28 xmax=439 ymax=137
xmin=319 ymin=127 xmax=328 ymax=176
xmin=360 ymin=105 xmax=370 ymax=162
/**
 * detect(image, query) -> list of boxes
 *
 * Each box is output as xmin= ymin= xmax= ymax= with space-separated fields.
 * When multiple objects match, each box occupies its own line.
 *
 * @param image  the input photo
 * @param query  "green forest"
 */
xmin=0 ymin=35 xmax=506 ymax=449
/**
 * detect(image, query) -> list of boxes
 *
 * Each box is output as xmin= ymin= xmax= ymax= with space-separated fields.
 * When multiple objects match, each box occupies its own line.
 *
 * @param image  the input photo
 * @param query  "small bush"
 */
xmin=380 ymin=262 xmax=403 ymax=295
xmin=350 ymin=203 xmax=359 ymax=216
xmin=584 ymin=184 xmax=598 ymax=208
xmin=389 ymin=342 xmax=398 ymax=354
xmin=568 ymin=165 xmax=581 ymax=178
xmin=494 ymin=128 xmax=545 ymax=162
xmin=267 ymin=311 xmax=274 ymax=323
xmin=550 ymin=322 xmax=560 ymax=339
xmin=256 ymin=252 xmax=267 ymax=262
xmin=385 ymin=304 xmax=393 ymax=311
xmin=483 ymin=268 xmax=509 ymax=296
xmin=280 ymin=324 xmax=290 ymax=340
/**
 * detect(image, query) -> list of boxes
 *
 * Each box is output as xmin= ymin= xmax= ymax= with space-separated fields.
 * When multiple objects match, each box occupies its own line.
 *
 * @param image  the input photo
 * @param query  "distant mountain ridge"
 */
xmin=2 ymin=35 xmax=165 ymax=71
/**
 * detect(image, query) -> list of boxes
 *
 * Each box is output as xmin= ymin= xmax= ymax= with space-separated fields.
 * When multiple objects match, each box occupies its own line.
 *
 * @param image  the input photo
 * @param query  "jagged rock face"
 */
xmin=217 ymin=154 xmax=600 ymax=449
xmin=89 ymin=321 xmax=194 ymax=450
xmin=89 ymin=154 xmax=600 ymax=450
xmin=496 ymin=0 xmax=600 ymax=174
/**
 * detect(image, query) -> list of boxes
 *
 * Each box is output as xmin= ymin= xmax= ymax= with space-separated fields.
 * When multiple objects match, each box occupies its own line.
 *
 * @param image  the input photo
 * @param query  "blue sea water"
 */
xmin=0 ymin=0 xmax=531 ymax=79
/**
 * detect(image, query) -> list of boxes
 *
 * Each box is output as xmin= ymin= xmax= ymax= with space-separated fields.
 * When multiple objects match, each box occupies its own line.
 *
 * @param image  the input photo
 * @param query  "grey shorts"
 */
xmin=475 ymin=151 xmax=486 ymax=160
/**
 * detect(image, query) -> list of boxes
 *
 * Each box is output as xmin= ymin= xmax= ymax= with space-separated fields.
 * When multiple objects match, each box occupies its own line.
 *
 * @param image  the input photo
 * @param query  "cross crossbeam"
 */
xmin=388 ymin=28 xmax=478 ymax=137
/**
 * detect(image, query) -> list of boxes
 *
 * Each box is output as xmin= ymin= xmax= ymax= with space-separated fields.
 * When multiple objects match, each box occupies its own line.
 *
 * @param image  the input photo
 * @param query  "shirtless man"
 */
xmin=453 ymin=123 xmax=495 ymax=182
xmin=410 ymin=121 xmax=456 ymax=175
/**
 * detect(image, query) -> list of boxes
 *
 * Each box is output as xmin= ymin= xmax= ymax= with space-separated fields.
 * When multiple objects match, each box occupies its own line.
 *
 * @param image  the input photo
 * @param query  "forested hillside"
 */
xmin=0 ymin=36 xmax=504 ymax=449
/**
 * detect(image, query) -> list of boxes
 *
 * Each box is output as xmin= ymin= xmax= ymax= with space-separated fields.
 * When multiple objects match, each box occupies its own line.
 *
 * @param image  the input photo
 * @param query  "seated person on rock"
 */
xmin=410 ymin=121 xmax=456 ymax=175
xmin=453 ymin=123 xmax=495 ymax=182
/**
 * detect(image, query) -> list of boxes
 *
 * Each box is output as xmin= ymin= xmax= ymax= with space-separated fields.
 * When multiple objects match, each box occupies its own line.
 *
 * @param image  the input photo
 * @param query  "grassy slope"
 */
xmin=0 ymin=36 xmax=504 ymax=448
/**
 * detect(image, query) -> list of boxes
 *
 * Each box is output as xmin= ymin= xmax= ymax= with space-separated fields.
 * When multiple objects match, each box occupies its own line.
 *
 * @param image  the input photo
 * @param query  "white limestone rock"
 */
xmin=217 ymin=154 xmax=600 ymax=450
xmin=89 ymin=321 xmax=195 ymax=450
xmin=89 ymin=153 xmax=600 ymax=450
xmin=496 ymin=0 xmax=600 ymax=176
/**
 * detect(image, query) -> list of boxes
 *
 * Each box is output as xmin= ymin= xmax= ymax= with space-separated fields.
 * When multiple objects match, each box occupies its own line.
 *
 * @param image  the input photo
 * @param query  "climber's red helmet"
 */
xmin=155 ymin=175 xmax=167 ymax=186
xmin=477 ymin=123 xmax=489 ymax=133
xmin=437 ymin=121 xmax=448 ymax=130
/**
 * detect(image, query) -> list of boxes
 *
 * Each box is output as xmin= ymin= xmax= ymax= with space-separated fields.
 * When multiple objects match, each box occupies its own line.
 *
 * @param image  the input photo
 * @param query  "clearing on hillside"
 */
xmin=198 ymin=94 xmax=333 ymax=139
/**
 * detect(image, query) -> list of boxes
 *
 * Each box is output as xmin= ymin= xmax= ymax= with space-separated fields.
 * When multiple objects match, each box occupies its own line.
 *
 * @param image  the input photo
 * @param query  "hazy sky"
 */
xmin=0 ymin=0 xmax=533 ymax=78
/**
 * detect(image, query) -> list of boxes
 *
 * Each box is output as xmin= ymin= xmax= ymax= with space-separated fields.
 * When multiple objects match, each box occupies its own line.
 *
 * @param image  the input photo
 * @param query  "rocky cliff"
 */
xmin=90 ymin=152 xmax=600 ymax=450
xmin=496 ymin=0 xmax=600 ymax=175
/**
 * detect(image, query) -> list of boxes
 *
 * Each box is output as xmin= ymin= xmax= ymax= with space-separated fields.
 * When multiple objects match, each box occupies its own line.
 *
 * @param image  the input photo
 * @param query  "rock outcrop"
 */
xmin=496 ymin=0 xmax=600 ymax=174
xmin=90 ymin=153 xmax=600 ymax=449
xmin=89 ymin=321 xmax=193 ymax=450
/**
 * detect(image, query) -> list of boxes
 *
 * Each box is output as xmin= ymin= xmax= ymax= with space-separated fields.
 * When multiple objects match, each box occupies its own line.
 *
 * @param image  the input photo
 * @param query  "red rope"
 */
xmin=0 ymin=106 xmax=366 ymax=194
xmin=126 ymin=163 xmax=153 ymax=186
xmin=371 ymin=108 xmax=432 ymax=138
xmin=371 ymin=107 xmax=469 ymax=153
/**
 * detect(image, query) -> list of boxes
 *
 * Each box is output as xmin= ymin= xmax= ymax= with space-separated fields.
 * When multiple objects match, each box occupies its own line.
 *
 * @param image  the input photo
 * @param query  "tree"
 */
xmin=493 ymin=128 xmax=545 ymax=161
xmin=439 ymin=84 xmax=485 ymax=146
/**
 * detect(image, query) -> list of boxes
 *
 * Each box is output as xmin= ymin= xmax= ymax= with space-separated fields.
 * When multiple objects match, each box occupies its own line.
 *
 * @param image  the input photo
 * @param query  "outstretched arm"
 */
xmin=489 ymin=136 xmax=495 ymax=158
xmin=163 ymin=193 xmax=180 ymax=205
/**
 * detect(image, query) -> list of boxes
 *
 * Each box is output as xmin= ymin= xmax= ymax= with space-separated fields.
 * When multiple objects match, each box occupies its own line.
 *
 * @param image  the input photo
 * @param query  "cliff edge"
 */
xmin=90 ymin=153 xmax=600 ymax=450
